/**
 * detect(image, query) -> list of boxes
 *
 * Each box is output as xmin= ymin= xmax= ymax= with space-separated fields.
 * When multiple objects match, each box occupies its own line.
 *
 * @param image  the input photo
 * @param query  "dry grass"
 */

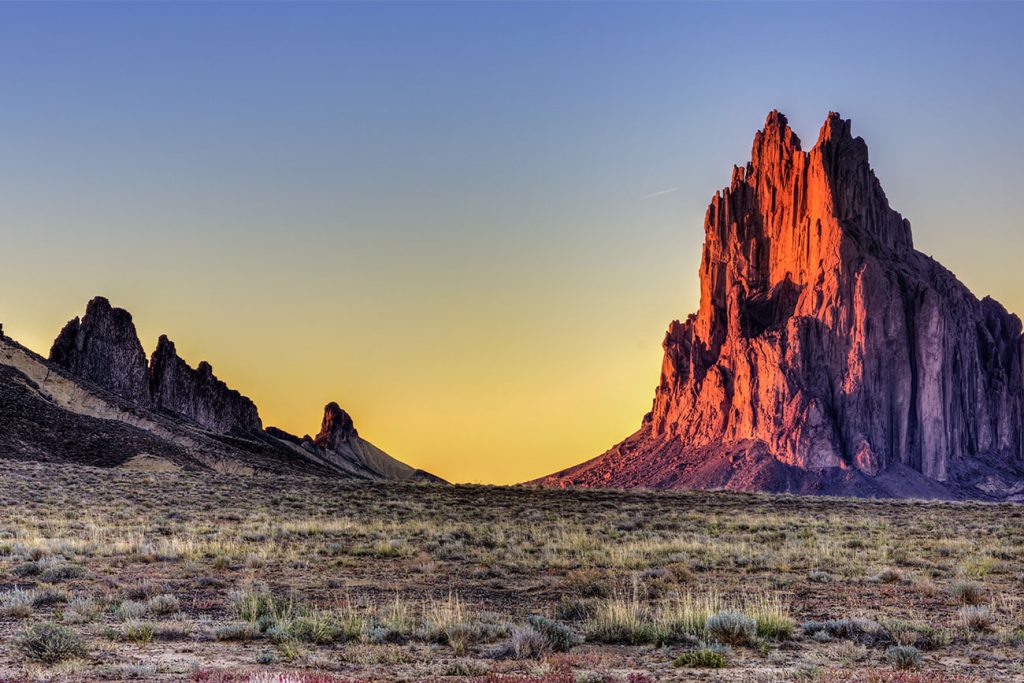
xmin=0 ymin=459 xmax=1020 ymax=681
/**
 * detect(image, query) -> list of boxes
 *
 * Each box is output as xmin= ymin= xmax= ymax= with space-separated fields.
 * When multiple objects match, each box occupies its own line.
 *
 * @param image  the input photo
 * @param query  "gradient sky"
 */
xmin=1 ymin=2 xmax=1022 ymax=484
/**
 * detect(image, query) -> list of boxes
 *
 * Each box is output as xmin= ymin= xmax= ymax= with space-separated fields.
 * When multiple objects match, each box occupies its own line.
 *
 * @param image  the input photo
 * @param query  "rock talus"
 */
xmin=537 ymin=111 xmax=1024 ymax=500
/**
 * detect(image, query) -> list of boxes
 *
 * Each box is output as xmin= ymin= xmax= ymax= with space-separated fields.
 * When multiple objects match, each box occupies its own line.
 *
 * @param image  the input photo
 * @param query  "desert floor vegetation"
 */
xmin=0 ymin=460 xmax=1022 ymax=681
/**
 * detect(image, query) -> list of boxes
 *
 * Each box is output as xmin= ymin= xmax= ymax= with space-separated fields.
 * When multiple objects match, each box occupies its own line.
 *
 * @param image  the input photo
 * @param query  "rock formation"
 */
xmin=537 ymin=111 xmax=1024 ymax=500
xmin=292 ymin=401 xmax=442 ymax=482
xmin=149 ymin=335 xmax=263 ymax=435
xmin=49 ymin=296 xmax=152 ymax=405
xmin=314 ymin=402 xmax=358 ymax=448
xmin=5 ymin=297 xmax=440 ymax=482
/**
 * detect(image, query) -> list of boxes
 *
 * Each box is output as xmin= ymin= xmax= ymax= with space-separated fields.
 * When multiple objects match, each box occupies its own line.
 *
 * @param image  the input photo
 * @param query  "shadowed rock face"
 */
xmin=5 ymin=300 xmax=438 ymax=481
xmin=537 ymin=111 xmax=1024 ymax=500
xmin=49 ymin=297 xmax=151 ymax=405
xmin=149 ymin=335 xmax=263 ymax=435
xmin=50 ymin=298 xmax=264 ymax=436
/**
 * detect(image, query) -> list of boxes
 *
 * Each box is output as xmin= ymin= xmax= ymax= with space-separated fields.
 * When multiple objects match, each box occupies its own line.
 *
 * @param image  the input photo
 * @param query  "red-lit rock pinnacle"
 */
xmin=537 ymin=111 xmax=1024 ymax=499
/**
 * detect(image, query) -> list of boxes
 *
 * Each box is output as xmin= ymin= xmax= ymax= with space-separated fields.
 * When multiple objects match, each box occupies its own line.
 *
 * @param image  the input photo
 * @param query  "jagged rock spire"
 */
xmin=149 ymin=335 xmax=263 ymax=434
xmin=314 ymin=402 xmax=359 ymax=450
xmin=49 ymin=296 xmax=151 ymax=405
xmin=50 ymin=297 xmax=263 ymax=435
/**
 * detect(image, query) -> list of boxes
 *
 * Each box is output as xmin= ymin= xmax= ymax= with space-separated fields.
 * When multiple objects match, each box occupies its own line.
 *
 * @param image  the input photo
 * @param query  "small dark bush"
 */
xmin=527 ymin=615 xmax=581 ymax=652
xmin=706 ymin=611 xmax=756 ymax=646
xmin=674 ymin=648 xmax=727 ymax=668
xmin=886 ymin=645 xmax=922 ymax=670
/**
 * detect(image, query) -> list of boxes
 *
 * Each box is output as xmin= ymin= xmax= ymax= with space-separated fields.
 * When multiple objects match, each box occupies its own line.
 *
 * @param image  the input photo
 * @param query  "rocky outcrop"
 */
xmin=49 ymin=297 xmax=151 ymax=405
xmin=49 ymin=298 xmax=264 ymax=436
xmin=149 ymin=335 xmax=263 ymax=435
xmin=283 ymin=402 xmax=444 ymax=483
xmin=3 ymin=303 xmax=439 ymax=482
xmin=314 ymin=402 xmax=358 ymax=448
xmin=537 ymin=111 xmax=1024 ymax=500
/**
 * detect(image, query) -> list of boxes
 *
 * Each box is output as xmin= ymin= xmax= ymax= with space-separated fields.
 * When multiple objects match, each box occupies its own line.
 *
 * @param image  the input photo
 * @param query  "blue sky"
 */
xmin=1 ymin=2 xmax=1022 ymax=482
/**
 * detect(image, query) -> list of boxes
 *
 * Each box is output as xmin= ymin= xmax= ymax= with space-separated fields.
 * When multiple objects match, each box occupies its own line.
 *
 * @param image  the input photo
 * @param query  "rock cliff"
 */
xmin=149 ymin=335 xmax=263 ymax=435
xmin=49 ymin=297 xmax=151 ymax=405
xmin=537 ymin=111 xmax=1024 ymax=500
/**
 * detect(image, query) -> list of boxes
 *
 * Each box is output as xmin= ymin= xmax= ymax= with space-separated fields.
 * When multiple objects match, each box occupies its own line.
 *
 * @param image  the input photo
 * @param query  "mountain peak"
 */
xmin=816 ymin=110 xmax=851 ymax=145
xmin=750 ymin=110 xmax=802 ymax=171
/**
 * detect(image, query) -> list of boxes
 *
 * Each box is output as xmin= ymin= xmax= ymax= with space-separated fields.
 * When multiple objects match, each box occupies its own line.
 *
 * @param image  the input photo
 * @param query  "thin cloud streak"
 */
xmin=642 ymin=187 xmax=679 ymax=200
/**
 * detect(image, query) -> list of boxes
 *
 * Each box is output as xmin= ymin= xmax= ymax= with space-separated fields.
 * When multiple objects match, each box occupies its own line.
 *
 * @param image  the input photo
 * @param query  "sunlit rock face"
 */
xmin=538 ymin=111 xmax=1024 ymax=500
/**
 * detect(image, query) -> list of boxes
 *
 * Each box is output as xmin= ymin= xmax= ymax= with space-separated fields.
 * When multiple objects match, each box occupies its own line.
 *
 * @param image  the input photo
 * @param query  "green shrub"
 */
xmin=289 ymin=614 xmax=345 ymax=644
xmin=32 ymin=584 xmax=70 ymax=606
xmin=214 ymin=622 xmax=261 ymax=641
xmin=959 ymin=605 xmax=995 ymax=632
xmin=755 ymin=610 xmax=794 ymax=640
xmin=64 ymin=596 xmax=102 ymax=624
xmin=275 ymin=638 xmax=304 ymax=662
xmin=123 ymin=620 xmax=156 ymax=645
xmin=555 ymin=595 xmax=589 ymax=621
xmin=509 ymin=626 xmax=548 ymax=659
xmin=949 ymin=580 xmax=985 ymax=605
xmin=585 ymin=592 xmax=653 ymax=645
xmin=0 ymin=588 xmax=37 ymax=618
xmin=915 ymin=625 xmax=952 ymax=650
xmin=801 ymin=618 xmax=878 ymax=642
xmin=145 ymin=593 xmax=180 ymax=616
xmin=873 ymin=568 xmax=905 ymax=584
xmin=13 ymin=561 xmax=41 ymax=577
xmin=15 ymin=622 xmax=87 ymax=664
xmin=527 ymin=615 xmax=580 ymax=652
xmin=885 ymin=645 xmax=922 ymax=670
xmin=706 ymin=610 xmax=756 ymax=646
xmin=565 ymin=568 xmax=612 ymax=598
xmin=882 ymin=619 xmax=920 ymax=646
xmin=114 ymin=599 xmax=149 ymax=621
xmin=674 ymin=647 xmax=727 ymax=668
xmin=39 ymin=563 xmax=86 ymax=582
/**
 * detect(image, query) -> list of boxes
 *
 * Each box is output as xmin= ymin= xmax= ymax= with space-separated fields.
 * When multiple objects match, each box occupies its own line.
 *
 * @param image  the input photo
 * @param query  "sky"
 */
xmin=1 ymin=2 xmax=1022 ymax=484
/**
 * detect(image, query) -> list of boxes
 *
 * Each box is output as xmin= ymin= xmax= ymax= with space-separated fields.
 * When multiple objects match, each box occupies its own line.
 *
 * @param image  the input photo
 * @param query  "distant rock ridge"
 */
xmin=49 ymin=297 xmax=262 ymax=436
xmin=9 ymin=295 xmax=439 ymax=482
xmin=536 ymin=111 xmax=1024 ymax=500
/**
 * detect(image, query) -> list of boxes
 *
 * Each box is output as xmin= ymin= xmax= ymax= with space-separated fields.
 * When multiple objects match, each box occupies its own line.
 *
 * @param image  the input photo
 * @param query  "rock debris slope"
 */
xmin=537 ymin=111 xmax=1024 ymax=501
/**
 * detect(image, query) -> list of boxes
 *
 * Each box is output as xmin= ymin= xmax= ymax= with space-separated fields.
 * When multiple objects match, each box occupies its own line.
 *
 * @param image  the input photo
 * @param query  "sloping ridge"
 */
xmin=0 ymin=298 xmax=440 ymax=483
xmin=535 ymin=111 xmax=1024 ymax=501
